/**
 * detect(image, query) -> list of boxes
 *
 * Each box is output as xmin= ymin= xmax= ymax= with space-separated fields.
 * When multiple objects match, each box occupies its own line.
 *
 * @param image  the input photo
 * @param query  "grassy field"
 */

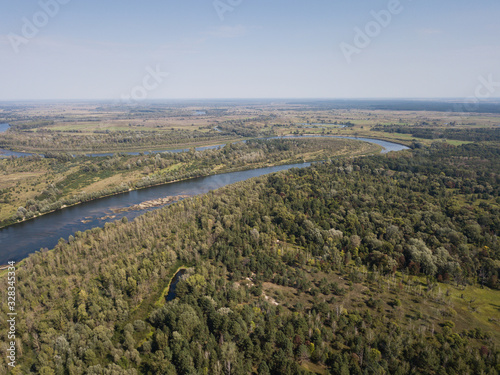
xmin=263 ymin=264 xmax=500 ymax=345
xmin=4 ymin=103 xmax=499 ymax=133
xmin=1 ymin=102 xmax=498 ymax=156
xmin=235 ymin=258 xmax=500 ymax=374
xmin=445 ymin=283 xmax=500 ymax=336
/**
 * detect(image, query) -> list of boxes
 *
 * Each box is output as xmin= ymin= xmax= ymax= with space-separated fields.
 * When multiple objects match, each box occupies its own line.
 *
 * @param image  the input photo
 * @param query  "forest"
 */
xmin=0 ymin=141 xmax=498 ymax=374
xmin=0 ymin=138 xmax=379 ymax=228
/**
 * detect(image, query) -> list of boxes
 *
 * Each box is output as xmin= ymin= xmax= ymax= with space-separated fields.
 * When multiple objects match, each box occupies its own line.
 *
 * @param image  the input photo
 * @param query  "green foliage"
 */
xmin=0 ymin=142 xmax=499 ymax=373
xmin=1 ymin=137 xmax=375 ymax=227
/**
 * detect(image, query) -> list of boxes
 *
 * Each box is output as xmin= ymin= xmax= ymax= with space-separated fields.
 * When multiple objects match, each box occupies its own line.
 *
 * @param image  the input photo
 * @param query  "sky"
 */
xmin=0 ymin=0 xmax=499 ymax=100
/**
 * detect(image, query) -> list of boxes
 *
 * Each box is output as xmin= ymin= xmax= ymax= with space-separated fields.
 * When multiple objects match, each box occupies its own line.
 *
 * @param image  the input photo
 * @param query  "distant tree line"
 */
xmin=216 ymin=116 xmax=277 ymax=137
xmin=373 ymin=125 xmax=500 ymax=142
xmin=0 ymin=129 xmax=234 ymax=153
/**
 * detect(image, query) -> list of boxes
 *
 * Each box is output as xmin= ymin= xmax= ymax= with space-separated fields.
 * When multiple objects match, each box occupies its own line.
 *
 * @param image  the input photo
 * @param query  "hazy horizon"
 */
xmin=2 ymin=98 xmax=500 ymax=104
xmin=1 ymin=0 xmax=500 ymax=101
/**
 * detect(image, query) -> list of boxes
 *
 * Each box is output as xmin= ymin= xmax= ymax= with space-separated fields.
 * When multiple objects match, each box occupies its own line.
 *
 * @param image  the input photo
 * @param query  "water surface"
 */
xmin=166 ymin=269 xmax=188 ymax=301
xmin=0 ymin=137 xmax=408 ymax=264
xmin=0 ymin=162 xmax=311 ymax=264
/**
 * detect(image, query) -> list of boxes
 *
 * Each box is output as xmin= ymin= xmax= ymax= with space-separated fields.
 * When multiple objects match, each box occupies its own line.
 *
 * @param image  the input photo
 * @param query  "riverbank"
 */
xmin=158 ymin=266 xmax=189 ymax=305
xmin=0 ymin=137 xmax=387 ymax=230
xmin=0 ymin=161 xmax=304 ymax=230
xmin=0 ymin=137 xmax=242 ymax=156
xmin=128 ymin=263 xmax=190 ymax=325
xmin=0 ymin=136 xmax=409 ymax=265
xmin=111 ymin=195 xmax=192 ymax=213
xmin=279 ymin=132 xmax=415 ymax=148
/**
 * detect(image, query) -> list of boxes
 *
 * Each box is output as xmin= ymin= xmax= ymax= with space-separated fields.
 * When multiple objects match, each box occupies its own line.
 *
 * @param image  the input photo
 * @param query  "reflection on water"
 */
xmin=0 ymin=135 xmax=407 ymax=158
xmin=0 ymin=162 xmax=312 ymax=264
xmin=268 ymin=135 xmax=408 ymax=154
xmin=0 ymin=136 xmax=408 ymax=264
xmin=166 ymin=269 xmax=188 ymax=301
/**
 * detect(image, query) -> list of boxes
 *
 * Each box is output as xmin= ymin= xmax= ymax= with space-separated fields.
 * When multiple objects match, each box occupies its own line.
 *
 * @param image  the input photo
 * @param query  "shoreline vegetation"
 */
xmin=0 ymin=137 xmax=383 ymax=230
xmin=156 ymin=266 xmax=189 ymax=306
xmin=0 ymin=141 xmax=497 ymax=373
xmin=0 ymin=138 xmax=241 ymax=156
xmin=0 ymin=133 xmax=412 ymax=156
xmin=111 ymin=195 xmax=193 ymax=213
xmin=0 ymin=102 xmax=499 ymax=373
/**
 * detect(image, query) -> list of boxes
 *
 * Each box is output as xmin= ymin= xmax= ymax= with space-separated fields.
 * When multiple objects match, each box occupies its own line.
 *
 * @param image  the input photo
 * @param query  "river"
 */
xmin=0 ymin=134 xmax=405 ymax=157
xmin=0 ymin=123 xmax=227 ymax=157
xmin=0 ymin=137 xmax=408 ymax=264
xmin=0 ymin=124 xmax=30 ymax=158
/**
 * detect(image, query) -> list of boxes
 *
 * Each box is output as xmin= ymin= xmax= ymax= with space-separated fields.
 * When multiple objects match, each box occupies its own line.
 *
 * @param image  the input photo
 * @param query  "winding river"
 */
xmin=0 ymin=136 xmax=408 ymax=264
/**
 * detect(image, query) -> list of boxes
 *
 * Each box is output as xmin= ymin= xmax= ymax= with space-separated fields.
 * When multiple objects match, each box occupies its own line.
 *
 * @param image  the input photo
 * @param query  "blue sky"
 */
xmin=0 ymin=0 xmax=499 ymax=100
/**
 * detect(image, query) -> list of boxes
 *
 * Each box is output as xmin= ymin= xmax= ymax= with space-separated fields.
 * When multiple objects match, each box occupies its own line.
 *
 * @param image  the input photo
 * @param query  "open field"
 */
xmin=1 ymin=101 xmax=499 ymax=153
xmin=258 ymin=264 xmax=500 ymax=374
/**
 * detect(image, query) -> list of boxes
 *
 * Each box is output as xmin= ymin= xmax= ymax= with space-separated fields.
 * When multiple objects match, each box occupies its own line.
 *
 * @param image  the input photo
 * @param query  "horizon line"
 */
xmin=1 ymin=97 xmax=500 ymax=103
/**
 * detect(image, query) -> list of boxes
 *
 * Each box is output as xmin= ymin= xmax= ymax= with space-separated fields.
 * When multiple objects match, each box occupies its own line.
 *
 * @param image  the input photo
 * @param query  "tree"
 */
xmin=221 ymin=342 xmax=238 ymax=375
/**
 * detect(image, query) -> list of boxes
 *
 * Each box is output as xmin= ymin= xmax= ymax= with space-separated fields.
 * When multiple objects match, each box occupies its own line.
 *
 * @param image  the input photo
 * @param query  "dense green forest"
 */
xmin=0 ymin=142 xmax=498 ymax=374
